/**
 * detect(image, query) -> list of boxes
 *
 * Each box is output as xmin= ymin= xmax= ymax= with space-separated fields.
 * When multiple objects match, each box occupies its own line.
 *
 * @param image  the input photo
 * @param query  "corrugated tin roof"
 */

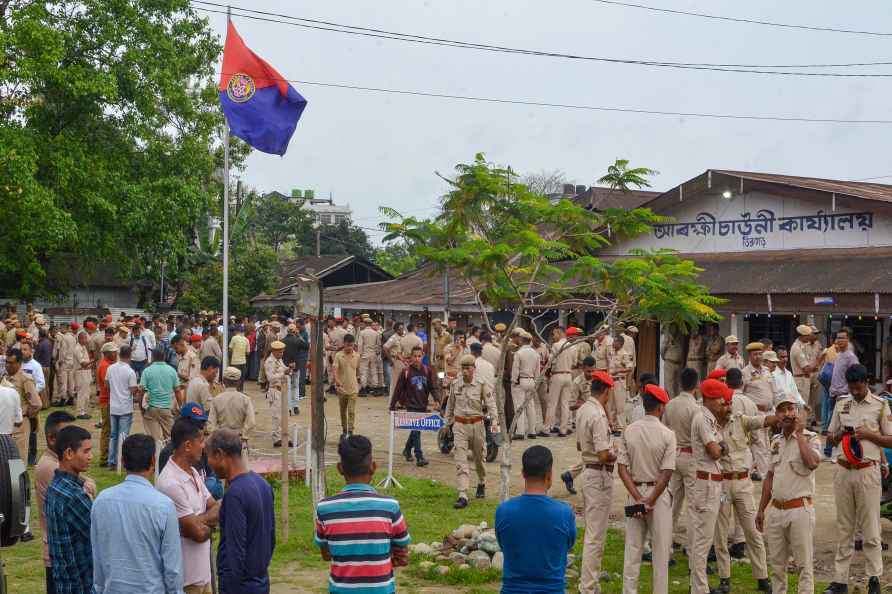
xmin=572 ymin=186 xmax=660 ymax=211
xmin=712 ymin=170 xmax=892 ymax=204
xmin=324 ymin=264 xmax=481 ymax=310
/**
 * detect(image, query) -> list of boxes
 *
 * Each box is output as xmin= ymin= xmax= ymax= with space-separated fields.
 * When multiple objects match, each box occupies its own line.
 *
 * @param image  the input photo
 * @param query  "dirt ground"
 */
xmin=236 ymin=380 xmax=892 ymax=588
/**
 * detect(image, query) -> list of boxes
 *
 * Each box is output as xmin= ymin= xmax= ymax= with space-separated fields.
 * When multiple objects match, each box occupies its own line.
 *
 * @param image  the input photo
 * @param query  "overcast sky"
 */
xmin=205 ymin=1 xmax=892 ymax=244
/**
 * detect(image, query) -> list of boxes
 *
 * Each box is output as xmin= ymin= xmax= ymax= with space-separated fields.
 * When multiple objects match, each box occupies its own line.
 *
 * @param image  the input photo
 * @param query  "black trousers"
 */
xmin=46 ymin=567 xmax=56 ymax=594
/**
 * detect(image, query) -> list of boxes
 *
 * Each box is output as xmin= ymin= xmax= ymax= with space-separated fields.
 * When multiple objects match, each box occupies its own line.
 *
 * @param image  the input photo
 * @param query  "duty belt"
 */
xmin=552 ymin=371 xmax=571 ymax=374
xmin=585 ymin=463 xmax=614 ymax=472
xmin=722 ymin=471 xmax=749 ymax=480
xmin=634 ymin=481 xmax=656 ymax=487
xmin=837 ymin=458 xmax=875 ymax=470
xmin=677 ymin=446 xmax=693 ymax=454
xmin=771 ymin=496 xmax=812 ymax=510
xmin=793 ymin=373 xmax=811 ymax=378
xmin=455 ymin=416 xmax=483 ymax=424
xmin=696 ymin=471 xmax=723 ymax=482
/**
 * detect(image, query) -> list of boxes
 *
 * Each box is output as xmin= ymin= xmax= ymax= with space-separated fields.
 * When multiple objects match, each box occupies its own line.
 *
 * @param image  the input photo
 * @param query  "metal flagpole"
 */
xmin=222 ymin=6 xmax=231 ymax=371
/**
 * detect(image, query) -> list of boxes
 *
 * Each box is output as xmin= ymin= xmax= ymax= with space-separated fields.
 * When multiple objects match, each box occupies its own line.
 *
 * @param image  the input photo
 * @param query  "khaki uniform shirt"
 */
xmin=575 ymin=341 xmax=592 ymax=368
xmin=687 ymin=335 xmax=706 ymax=363
xmin=706 ymin=336 xmax=724 ymax=364
xmin=608 ymin=350 xmax=633 ymax=380
xmin=474 ymin=358 xmax=496 ymax=390
xmin=621 ymin=333 xmax=636 ymax=359
xmin=264 ymin=354 xmax=287 ymax=391
xmin=57 ymin=332 xmax=77 ymax=368
xmin=691 ymin=407 xmax=723 ymax=474
xmin=74 ymin=343 xmax=91 ymax=370
xmin=550 ymin=339 xmax=576 ymax=373
xmin=328 ymin=327 xmax=348 ymax=351
xmin=593 ymin=336 xmax=613 ymax=370
xmin=357 ymin=327 xmax=381 ymax=356
xmin=742 ymin=364 xmax=775 ymax=410
xmin=719 ymin=393 xmax=764 ymax=472
xmin=432 ymin=330 xmax=452 ymax=367
xmin=511 ymin=345 xmax=539 ymax=383
xmin=663 ymin=391 xmax=700 ymax=449
xmin=383 ymin=332 xmax=402 ymax=361
xmin=828 ymin=392 xmax=892 ymax=462
xmin=177 ymin=348 xmax=200 ymax=383
xmin=113 ymin=333 xmax=130 ymax=349
xmin=186 ymin=375 xmax=214 ymax=406
xmin=770 ymin=430 xmax=821 ymax=501
xmin=444 ymin=377 xmax=497 ymax=423
xmin=571 ymin=373 xmax=591 ymax=402
xmin=399 ymin=332 xmax=424 ymax=359
xmin=715 ymin=351 xmax=745 ymax=371
xmin=208 ymin=387 xmax=256 ymax=435
xmin=617 ymin=415 xmax=677 ymax=482
xmin=87 ymin=332 xmax=105 ymax=362
xmin=482 ymin=343 xmax=501 ymax=371
xmin=576 ymin=398 xmax=612 ymax=465
xmin=789 ymin=339 xmax=812 ymax=376
xmin=3 ymin=369 xmax=41 ymax=417
xmin=333 ymin=350 xmax=360 ymax=395
xmin=200 ymin=337 xmax=222 ymax=361
xmin=534 ymin=344 xmax=548 ymax=373
xmin=443 ymin=343 xmax=468 ymax=376
xmin=661 ymin=332 xmax=684 ymax=365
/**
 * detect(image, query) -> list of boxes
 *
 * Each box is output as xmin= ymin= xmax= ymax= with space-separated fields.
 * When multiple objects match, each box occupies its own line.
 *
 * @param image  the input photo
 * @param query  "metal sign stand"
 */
xmin=377 ymin=412 xmax=403 ymax=490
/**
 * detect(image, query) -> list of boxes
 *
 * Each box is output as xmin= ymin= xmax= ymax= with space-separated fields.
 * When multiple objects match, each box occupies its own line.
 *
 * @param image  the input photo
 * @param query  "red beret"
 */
xmin=700 ymin=378 xmax=732 ymax=401
xmin=707 ymin=368 xmax=727 ymax=380
xmin=15 ymin=330 xmax=28 ymax=338
xmin=566 ymin=327 xmax=579 ymax=337
xmin=591 ymin=370 xmax=614 ymax=387
xmin=644 ymin=384 xmax=669 ymax=404
xmin=190 ymin=335 xmax=202 ymax=343
xmin=84 ymin=321 xmax=96 ymax=330
xmin=70 ymin=322 xmax=80 ymax=330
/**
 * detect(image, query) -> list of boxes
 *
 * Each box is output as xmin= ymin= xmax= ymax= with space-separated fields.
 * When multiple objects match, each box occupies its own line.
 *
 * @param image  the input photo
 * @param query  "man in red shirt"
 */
xmin=96 ymin=342 xmax=118 ymax=467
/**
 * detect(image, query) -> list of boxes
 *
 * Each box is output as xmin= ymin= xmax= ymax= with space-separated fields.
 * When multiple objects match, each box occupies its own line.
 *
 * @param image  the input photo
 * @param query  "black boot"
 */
xmin=475 ymin=484 xmax=485 ymax=499
xmin=717 ymin=578 xmax=730 ymax=593
xmin=453 ymin=496 xmax=468 ymax=509
xmin=416 ymin=457 xmax=429 ymax=467
xmin=822 ymin=583 xmax=848 ymax=594
xmin=756 ymin=577 xmax=772 ymax=593
xmin=728 ymin=541 xmax=745 ymax=559
xmin=561 ymin=471 xmax=577 ymax=495
xmin=867 ymin=576 xmax=880 ymax=594
xmin=402 ymin=449 xmax=413 ymax=462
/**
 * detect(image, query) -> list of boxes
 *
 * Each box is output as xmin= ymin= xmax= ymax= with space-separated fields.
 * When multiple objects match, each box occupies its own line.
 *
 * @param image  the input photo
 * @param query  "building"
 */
xmin=265 ymin=189 xmax=352 ymax=226
xmin=601 ymin=169 xmax=892 ymax=380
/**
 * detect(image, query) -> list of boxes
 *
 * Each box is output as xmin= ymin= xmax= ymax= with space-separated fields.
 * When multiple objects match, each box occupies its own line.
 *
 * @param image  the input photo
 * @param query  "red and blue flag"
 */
xmin=219 ymin=20 xmax=307 ymax=155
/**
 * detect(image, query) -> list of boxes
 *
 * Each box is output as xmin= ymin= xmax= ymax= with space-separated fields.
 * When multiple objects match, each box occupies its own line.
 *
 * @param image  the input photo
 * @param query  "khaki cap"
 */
xmin=34 ymin=315 xmax=45 ymax=325
xmin=510 ymin=327 xmax=522 ymax=336
xmin=627 ymin=325 xmax=639 ymax=334
xmin=271 ymin=321 xmax=282 ymax=329
xmin=223 ymin=366 xmax=242 ymax=381
xmin=494 ymin=323 xmax=507 ymax=332
xmin=746 ymin=342 xmax=764 ymax=352
xmin=762 ymin=350 xmax=779 ymax=362
xmin=517 ymin=329 xmax=531 ymax=340
xmin=810 ymin=325 xmax=821 ymax=335
xmin=796 ymin=324 xmax=813 ymax=336
xmin=117 ymin=325 xmax=131 ymax=334
xmin=270 ymin=340 xmax=286 ymax=350
xmin=775 ymin=395 xmax=799 ymax=408
xmin=101 ymin=342 xmax=119 ymax=353
xmin=724 ymin=335 xmax=739 ymax=344
xmin=460 ymin=354 xmax=476 ymax=366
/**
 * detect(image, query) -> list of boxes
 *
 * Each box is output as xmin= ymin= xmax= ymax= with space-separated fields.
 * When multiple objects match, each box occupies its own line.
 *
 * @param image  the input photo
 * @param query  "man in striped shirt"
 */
xmin=315 ymin=435 xmax=411 ymax=593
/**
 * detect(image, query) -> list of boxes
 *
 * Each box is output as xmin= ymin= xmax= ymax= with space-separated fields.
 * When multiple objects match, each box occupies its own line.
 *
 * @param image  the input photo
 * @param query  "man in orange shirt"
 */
xmin=96 ymin=343 xmax=118 ymax=467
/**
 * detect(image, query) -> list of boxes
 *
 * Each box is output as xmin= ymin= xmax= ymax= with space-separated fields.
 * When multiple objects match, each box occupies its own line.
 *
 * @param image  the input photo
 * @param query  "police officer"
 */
xmin=444 ymin=354 xmax=499 ymax=509
xmin=742 ymin=342 xmax=775 ymax=481
xmin=714 ymin=367 xmax=774 ymax=593
xmin=790 ymin=324 xmax=817 ymax=424
xmin=608 ymin=335 xmax=633 ymax=431
xmin=208 ymin=366 xmax=256 ymax=439
xmin=264 ymin=340 xmax=292 ymax=448
xmin=663 ymin=367 xmax=701 ymax=551
xmin=688 ymin=378 xmax=732 ymax=594
xmin=705 ymin=324 xmax=725 ymax=374
xmin=660 ymin=324 xmax=685 ymax=397
xmin=2 ymin=348 xmax=42 ymax=465
xmin=547 ymin=327 xmax=576 ymax=437
xmin=715 ymin=336 xmax=745 ymax=371
xmin=559 ymin=355 xmax=597 ymax=494
xmin=687 ymin=330 xmax=707 ymax=382
xmin=577 ymin=370 xmax=615 ymax=594
xmin=824 ymin=364 xmax=892 ymax=594
xmin=357 ymin=317 xmax=383 ymax=395
xmin=617 ymin=383 xmax=675 ymax=594
xmin=756 ymin=395 xmax=821 ymax=594
xmin=511 ymin=330 xmax=540 ymax=439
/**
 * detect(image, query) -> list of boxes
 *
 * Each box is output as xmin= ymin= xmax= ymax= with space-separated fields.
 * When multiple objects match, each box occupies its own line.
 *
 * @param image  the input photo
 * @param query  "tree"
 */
xmin=521 ymin=169 xmax=573 ymax=196
xmin=0 ymin=0 xmax=224 ymax=299
xmin=384 ymin=153 xmax=719 ymax=500
xmin=253 ymin=192 xmax=309 ymax=253
xmin=293 ymin=219 xmax=376 ymax=260
xmin=374 ymin=241 xmax=419 ymax=277
xmin=598 ymin=159 xmax=659 ymax=192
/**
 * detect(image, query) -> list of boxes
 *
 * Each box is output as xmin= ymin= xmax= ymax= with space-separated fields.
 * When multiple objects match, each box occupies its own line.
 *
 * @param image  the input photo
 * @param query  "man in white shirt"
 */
xmin=0 ymin=384 xmax=23 ymax=436
xmin=128 ymin=323 xmax=156 ymax=379
xmin=19 ymin=342 xmax=45 ymax=394
xmin=764 ymin=348 xmax=805 ymax=408
xmin=106 ymin=345 xmax=139 ymax=469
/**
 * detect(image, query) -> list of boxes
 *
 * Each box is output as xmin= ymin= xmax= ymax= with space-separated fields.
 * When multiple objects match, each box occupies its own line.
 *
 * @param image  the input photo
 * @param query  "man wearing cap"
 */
xmin=113 ymin=323 xmax=130 ymax=349
xmin=575 ymin=370 xmax=615 ymax=592
xmin=86 ymin=321 xmax=104 ymax=372
xmin=209 ymin=367 xmax=256 ymax=439
xmin=823 ymin=364 xmax=892 ymax=594
xmin=742 ymin=342 xmax=775 ymax=480
xmin=714 ymin=367 xmax=775 ymax=593
xmin=172 ymin=334 xmax=201 ymax=384
xmin=660 ymin=324 xmax=685 ymax=398
xmin=2 ymin=348 xmax=42 ymax=466
xmin=623 ymin=326 xmax=639 ymax=388
xmin=431 ymin=319 xmax=452 ymax=375
xmin=572 ymin=330 xmax=592 ymax=381
xmin=480 ymin=333 xmax=501 ymax=371
xmin=705 ymin=324 xmax=725 ymax=374
xmin=790 ymin=325 xmax=818 ymax=424
xmin=687 ymin=331 xmax=707 ymax=384
xmin=357 ymin=317 xmax=383 ymax=397
xmin=511 ymin=330 xmax=541 ymax=440
xmin=96 ymin=342 xmax=118 ymax=467
xmin=547 ymin=327 xmax=576 ymax=437
xmin=55 ymin=323 xmax=78 ymax=405
xmin=444 ymin=354 xmax=498 ymax=509
xmin=593 ymin=326 xmax=612 ymax=372
xmin=664 ymin=367 xmax=702 ymax=552
xmin=264 ymin=340 xmax=292 ymax=447
xmin=617 ymin=383 xmax=675 ymax=594
xmin=332 ymin=335 xmax=361 ymax=438
xmin=186 ymin=356 xmax=220 ymax=407
xmin=688 ymin=378 xmax=731 ymax=594
xmin=492 ymin=322 xmax=507 ymax=346
xmin=72 ymin=331 xmax=93 ymax=419
xmin=756 ymin=395 xmax=821 ymax=594
xmin=766 ymin=348 xmax=805 ymax=409
xmin=608 ymin=335 xmax=634 ymax=431
xmin=715 ymin=336 xmax=745 ymax=371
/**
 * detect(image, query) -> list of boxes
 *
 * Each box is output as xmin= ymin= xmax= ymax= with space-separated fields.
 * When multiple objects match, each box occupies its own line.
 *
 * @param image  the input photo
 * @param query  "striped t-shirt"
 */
xmin=315 ymin=483 xmax=411 ymax=594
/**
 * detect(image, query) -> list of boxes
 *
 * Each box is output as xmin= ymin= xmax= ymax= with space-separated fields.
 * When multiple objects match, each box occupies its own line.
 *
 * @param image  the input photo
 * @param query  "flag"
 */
xmin=219 ymin=20 xmax=307 ymax=155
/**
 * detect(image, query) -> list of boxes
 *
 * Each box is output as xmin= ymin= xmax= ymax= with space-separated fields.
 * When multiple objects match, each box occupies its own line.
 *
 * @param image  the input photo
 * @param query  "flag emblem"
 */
xmin=226 ymin=73 xmax=256 ymax=103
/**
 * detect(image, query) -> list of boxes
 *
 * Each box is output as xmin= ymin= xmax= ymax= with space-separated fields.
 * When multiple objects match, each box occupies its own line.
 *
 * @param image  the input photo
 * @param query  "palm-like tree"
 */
xmin=598 ymin=159 xmax=659 ymax=192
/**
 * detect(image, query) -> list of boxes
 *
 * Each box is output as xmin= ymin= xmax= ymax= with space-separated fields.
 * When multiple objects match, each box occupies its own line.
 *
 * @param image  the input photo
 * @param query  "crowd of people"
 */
xmin=2 ymin=304 xmax=892 ymax=594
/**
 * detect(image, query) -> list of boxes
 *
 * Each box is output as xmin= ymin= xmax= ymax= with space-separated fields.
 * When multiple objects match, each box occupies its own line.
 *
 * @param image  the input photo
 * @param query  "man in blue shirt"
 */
xmin=206 ymin=428 xmax=275 ymax=594
xmin=91 ymin=434 xmax=183 ymax=594
xmin=495 ymin=445 xmax=576 ymax=594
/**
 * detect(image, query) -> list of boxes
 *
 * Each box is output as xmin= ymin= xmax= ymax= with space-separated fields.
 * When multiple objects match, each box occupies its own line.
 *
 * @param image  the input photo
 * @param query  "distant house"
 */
xmin=263 ymin=189 xmax=352 ymax=226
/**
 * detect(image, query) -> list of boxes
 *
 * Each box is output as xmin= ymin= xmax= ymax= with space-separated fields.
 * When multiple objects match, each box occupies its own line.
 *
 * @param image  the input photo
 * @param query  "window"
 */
xmin=334 ymin=214 xmax=347 ymax=225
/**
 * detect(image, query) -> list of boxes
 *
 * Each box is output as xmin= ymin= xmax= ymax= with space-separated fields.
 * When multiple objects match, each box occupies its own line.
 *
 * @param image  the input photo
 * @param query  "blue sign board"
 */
xmin=393 ymin=412 xmax=445 ymax=432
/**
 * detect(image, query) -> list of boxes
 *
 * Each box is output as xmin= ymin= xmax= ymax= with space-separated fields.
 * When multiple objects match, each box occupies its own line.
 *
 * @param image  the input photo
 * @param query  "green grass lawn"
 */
xmin=8 ymin=457 xmax=826 ymax=594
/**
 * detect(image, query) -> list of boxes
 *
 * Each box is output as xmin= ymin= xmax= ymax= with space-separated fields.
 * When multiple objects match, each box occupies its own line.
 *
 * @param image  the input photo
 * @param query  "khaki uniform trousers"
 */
xmin=714 ymin=476 xmax=768 ymax=580
xmin=12 ymin=427 xmax=28 ymax=464
xmin=750 ymin=428 xmax=771 ymax=476
xmin=623 ymin=485 xmax=672 ymax=594
xmin=511 ymin=379 xmax=539 ymax=436
xmin=832 ymin=465 xmax=883 ymax=581
xmin=688 ymin=477 xmax=722 ymax=594
xmin=75 ymin=369 xmax=92 ymax=416
xmin=338 ymin=391 xmax=358 ymax=434
xmin=764 ymin=503 xmax=815 ymax=594
xmin=687 ymin=359 xmax=706 ymax=385
xmin=536 ymin=378 xmax=549 ymax=430
xmin=580 ymin=467 xmax=613 ymax=593
xmin=143 ymin=406 xmax=174 ymax=441
xmin=57 ymin=367 xmax=76 ymax=401
xmin=794 ymin=375 xmax=814 ymax=422
xmin=389 ymin=360 xmax=405 ymax=399
xmin=606 ymin=379 xmax=629 ymax=430
xmin=359 ymin=354 xmax=382 ymax=389
xmin=546 ymin=372 xmax=572 ymax=432
xmin=662 ymin=361 xmax=682 ymax=398
xmin=267 ymin=388 xmax=282 ymax=442
xmin=670 ymin=451 xmax=696 ymax=547
xmin=40 ymin=366 xmax=50 ymax=408
xmin=452 ymin=420 xmax=486 ymax=499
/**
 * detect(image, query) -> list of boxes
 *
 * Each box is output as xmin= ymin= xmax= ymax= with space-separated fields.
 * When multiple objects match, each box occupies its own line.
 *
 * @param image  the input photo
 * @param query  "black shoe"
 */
xmin=708 ymin=545 xmax=716 ymax=562
xmin=729 ymin=541 xmax=745 ymax=559
xmin=513 ymin=434 xmax=525 ymax=440
xmin=94 ymin=421 xmax=103 ymax=429
xmin=76 ymin=414 xmax=91 ymax=420
xmin=526 ymin=433 xmax=537 ymax=439
xmin=561 ymin=471 xmax=577 ymax=495
xmin=750 ymin=472 xmax=762 ymax=481
xmin=756 ymin=578 xmax=772 ymax=593
xmin=549 ymin=427 xmax=559 ymax=434
xmin=403 ymin=450 xmax=413 ymax=462
xmin=20 ymin=531 xmax=33 ymax=543
xmin=293 ymin=406 xmax=300 ymax=415
xmin=273 ymin=440 xmax=282 ymax=448
xmin=717 ymin=578 xmax=730 ymax=594
xmin=537 ymin=431 xmax=549 ymax=437
xmin=453 ymin=496 xmax=468 ymax=509
xmin=822 ymin=583 xmax=848 ymax=594
xmin=475 ymin=484 xmax=485 ymax=499
xmin=867 ymin=576 xmax=880 ymax=594
xmin=668 ymin=557 xmax=676 ymax=567
xmin=673 ymin=542 xmax=683 ymax=551
xmin=642 ymin=550 xmax=652 ymax=562
xmin=558 ymin=432 xmax=569 ymax=437
xmin=416 ymin=458 xmax=429 ymax=467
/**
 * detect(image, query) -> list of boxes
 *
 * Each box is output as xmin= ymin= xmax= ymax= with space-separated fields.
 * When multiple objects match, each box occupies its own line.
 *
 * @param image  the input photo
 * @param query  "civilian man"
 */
xmin=187 ymin=356 xmax=220 ymax=407
xmin=139 ymin=347 xmax=183 ymax=441
xmin=106 ymin=345 xmax=138 ymax=469
xmin=96 ymin=342 xmax=117 ymax=466
xmin=389 ymin=345 xmax=438 ymax=466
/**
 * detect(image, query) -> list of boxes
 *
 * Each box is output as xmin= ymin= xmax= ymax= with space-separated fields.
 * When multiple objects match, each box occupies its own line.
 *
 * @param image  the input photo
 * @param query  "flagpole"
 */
xmin=222 ymin=7 xmax=231 ymax=372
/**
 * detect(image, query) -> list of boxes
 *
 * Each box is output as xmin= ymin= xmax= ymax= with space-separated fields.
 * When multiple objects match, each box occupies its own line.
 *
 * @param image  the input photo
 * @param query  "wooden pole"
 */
xmin=280 ymin=357 xmax=290 ymax=541
xmin=311 ymin=278 xmax=327 ymax=504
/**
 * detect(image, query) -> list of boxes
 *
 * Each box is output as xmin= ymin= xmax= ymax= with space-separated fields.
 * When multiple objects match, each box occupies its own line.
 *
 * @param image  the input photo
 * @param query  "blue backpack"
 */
xmin=818 ymin=361 xmax=834 ymax=390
